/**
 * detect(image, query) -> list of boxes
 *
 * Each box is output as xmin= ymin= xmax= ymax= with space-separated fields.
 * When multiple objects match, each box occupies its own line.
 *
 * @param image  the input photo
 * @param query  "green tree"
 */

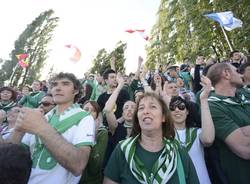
xmin=146 ymin=0 xmax=250 ymax=68
xmin=0 ymin=9 xmax=59 ymax=87
xmin=90 ymin=41 xmax=127 ymax=74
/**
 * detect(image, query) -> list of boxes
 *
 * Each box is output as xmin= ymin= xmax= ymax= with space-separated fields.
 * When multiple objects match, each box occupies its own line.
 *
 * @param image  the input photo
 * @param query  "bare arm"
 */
xmin=134 ymin=56 xmax=143 ymax=80
xmin=199 ymin=76 xmax=215 ymax=147
xmin=38 ymin=123 xmax=91 ymax=176
xmin=110 ymin=56 xmax=116 ymax=71
xmin=225 ymin=127 xmax=250 ymax=159
xmin=103 ymin=177 xmax=119 ymax=184
xmin=154 ymin=83 xmax=163 ymax=96
xmin=241 ymin=125 xmax=250 ymax=136
xmin=140 ymin=69 xmax=152 ymax=92
xmin=104 ymin=75 xmax=124 ymax=134
xmin=15 ymin=108 xmax=92 ymax=176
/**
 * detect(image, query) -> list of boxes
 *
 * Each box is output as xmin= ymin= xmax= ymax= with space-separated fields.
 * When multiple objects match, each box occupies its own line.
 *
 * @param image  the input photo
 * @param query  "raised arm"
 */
xmin=134 ymin=56 xmax=143 ymax=80
xmin=104 ymin=74 xmax=124 ymax=134
xmin=15 ymin=108 xmax=93 ymax=176
xmin=110 ymin=56 xmax=116 ymax=71
xmin=199 ymin=76 xmax=215 ymax=147
xmin=140 ymin=69 xmax=152 ymax=92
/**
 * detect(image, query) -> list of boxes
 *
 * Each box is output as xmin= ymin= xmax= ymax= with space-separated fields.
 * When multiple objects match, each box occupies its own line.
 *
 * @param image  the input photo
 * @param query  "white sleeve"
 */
xmin=73 ymin=115 xmax=96 ymax=147
xmin=190 ymin=68 xmax=195 ymax=79
xmin=21 ymin=133 xmax=34 ymax=147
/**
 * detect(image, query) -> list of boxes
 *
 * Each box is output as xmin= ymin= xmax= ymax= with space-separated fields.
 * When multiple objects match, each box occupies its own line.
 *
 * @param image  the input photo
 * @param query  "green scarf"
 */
xmin=0 ymin=101 xmax=17 ymax=111
xmin=120 ymin=134 xmax=177 ymax=184
xmin=175 ymin=128 xmax=198 ymax=152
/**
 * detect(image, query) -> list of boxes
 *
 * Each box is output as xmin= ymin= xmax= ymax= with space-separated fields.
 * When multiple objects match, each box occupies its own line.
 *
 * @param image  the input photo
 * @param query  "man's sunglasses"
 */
xmin=39 ymin=102 xmax=55 ymax=107
xmin=169 ymin=103 xmax=186 ymax=111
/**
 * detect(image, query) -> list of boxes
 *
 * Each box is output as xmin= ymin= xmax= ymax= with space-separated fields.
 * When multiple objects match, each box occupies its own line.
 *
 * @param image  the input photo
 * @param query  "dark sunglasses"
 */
xmin=39 ymin=102 xmax=55 ymax=107
xmin=169 ymin=103 xmax=186 ymax=111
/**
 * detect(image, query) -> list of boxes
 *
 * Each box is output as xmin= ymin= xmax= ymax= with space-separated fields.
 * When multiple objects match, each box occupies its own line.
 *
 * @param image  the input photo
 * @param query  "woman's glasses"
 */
xmin=169 ymin=103 xmax=186 ymax=111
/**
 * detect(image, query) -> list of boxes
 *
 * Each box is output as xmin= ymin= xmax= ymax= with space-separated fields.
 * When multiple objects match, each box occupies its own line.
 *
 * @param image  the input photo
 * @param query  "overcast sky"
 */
xmin=0 ymin=0 xmax=160 ymax=78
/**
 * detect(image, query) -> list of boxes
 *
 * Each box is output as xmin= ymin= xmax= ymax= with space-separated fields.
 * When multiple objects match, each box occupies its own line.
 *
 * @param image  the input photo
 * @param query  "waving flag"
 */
xmin=125 ymin=29 xmax=136 ymax=33
xmin=125 ymin=29 xmax=149 ymax=41
xmin=16 ymin=54 xmax=29 ymax=68
xmin=204 ymin=11 xmax=243 ymax=31
xmin=65 ymin=44 xmax=81 ymax=62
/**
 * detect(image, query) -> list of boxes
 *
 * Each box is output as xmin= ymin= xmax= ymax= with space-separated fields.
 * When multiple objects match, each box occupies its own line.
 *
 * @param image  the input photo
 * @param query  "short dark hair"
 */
xmin=102 ymin=69 xmax=116 ymax=80
xmin=230 ymin=50 xmax=240 ymax=58
xmin=0 ymin=86 xmax=17 ymax=101
xmin=132 ymin=92 xmax=175 ymax=139
xmin=0 ymin=143 xmax=32 ymax=184
xmin=49 ymin=72 xmax=82 ymax=102
xmin=33 ymin=80 xmax=43 ymax=86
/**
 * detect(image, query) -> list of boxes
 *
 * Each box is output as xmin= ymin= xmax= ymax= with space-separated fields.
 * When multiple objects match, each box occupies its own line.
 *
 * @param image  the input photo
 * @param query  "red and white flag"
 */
xmin=65 ymin=44 xmax=81 ymax=62
xmin=125 ymin=29 xmax=149 ymax=41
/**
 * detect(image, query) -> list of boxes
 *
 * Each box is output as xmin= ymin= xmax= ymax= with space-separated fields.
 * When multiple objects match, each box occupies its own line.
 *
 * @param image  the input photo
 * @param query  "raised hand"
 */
xmin=116 ymin=73 xmax=125 ymax=88
xmin=138 ymin=56 xmax=143 ymax=66
xmin=15 ymin=107 xmax=48 ymax=134
xmin=200 ymin=75 xmax=212 ymax=100
xmin=109 ymin=55 xmax=116 ymax=71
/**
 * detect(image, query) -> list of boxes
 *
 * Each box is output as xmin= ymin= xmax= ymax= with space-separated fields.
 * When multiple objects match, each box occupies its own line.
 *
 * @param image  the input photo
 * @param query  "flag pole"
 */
xmin=8 ymin=63 xmax=19 ymax=86
xmin=220 ymin=25 xmax=233 ymax=52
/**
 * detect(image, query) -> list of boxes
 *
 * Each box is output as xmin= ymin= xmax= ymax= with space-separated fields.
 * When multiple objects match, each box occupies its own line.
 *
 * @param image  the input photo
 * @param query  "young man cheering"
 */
xmin=11 ymin=72 xmax=95 ymax=184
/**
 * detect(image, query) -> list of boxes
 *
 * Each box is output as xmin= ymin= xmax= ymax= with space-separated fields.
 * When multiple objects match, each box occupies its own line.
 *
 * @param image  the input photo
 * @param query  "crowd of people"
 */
xmin=0 ymin=50 xmax=250 ymax=184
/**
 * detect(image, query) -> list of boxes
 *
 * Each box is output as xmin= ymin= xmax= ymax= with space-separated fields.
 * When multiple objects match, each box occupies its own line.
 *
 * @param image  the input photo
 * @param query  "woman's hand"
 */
xmin=200 ymin=75 xmax=212 ymax=100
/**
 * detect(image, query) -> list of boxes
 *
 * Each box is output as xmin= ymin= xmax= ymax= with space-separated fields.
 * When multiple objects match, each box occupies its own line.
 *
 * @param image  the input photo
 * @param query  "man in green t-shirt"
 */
xmin=18 ymin=80 xmax=45 ymax=108
xmin=207 ymin=63 xmax=250 ymax=184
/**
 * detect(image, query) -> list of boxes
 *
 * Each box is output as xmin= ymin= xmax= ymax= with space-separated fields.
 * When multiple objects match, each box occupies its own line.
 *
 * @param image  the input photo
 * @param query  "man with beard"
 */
xmin=207 ymin=63 xmax=250 ymax=184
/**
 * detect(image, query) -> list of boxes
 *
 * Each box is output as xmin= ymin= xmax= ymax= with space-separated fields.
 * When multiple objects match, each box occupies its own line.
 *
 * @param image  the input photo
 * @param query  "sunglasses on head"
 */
xmin=169 ymin=103 xmax=186 ymax=111
xmin=39 ymin=102 xmax=55 ymax=107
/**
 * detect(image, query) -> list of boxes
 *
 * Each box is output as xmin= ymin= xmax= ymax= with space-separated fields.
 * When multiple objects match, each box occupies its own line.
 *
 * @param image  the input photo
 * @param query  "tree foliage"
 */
xmin=0 ymin=9 xmax=59 ymax=87
xmin=90 ymin=41 xmax=127 ymax=75
xmin=146 ymin=0 xmax=250 ymax=68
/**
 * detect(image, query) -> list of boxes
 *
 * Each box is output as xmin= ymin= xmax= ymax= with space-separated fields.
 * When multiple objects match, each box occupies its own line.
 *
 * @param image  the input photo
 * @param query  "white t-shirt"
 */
xmin=22 ymin=104 xmax=95 ymax=184
xmin=1 ymin=127 xmax=14 ymax=140
xmin=176 ymin=128 xmax=211 ymax=184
